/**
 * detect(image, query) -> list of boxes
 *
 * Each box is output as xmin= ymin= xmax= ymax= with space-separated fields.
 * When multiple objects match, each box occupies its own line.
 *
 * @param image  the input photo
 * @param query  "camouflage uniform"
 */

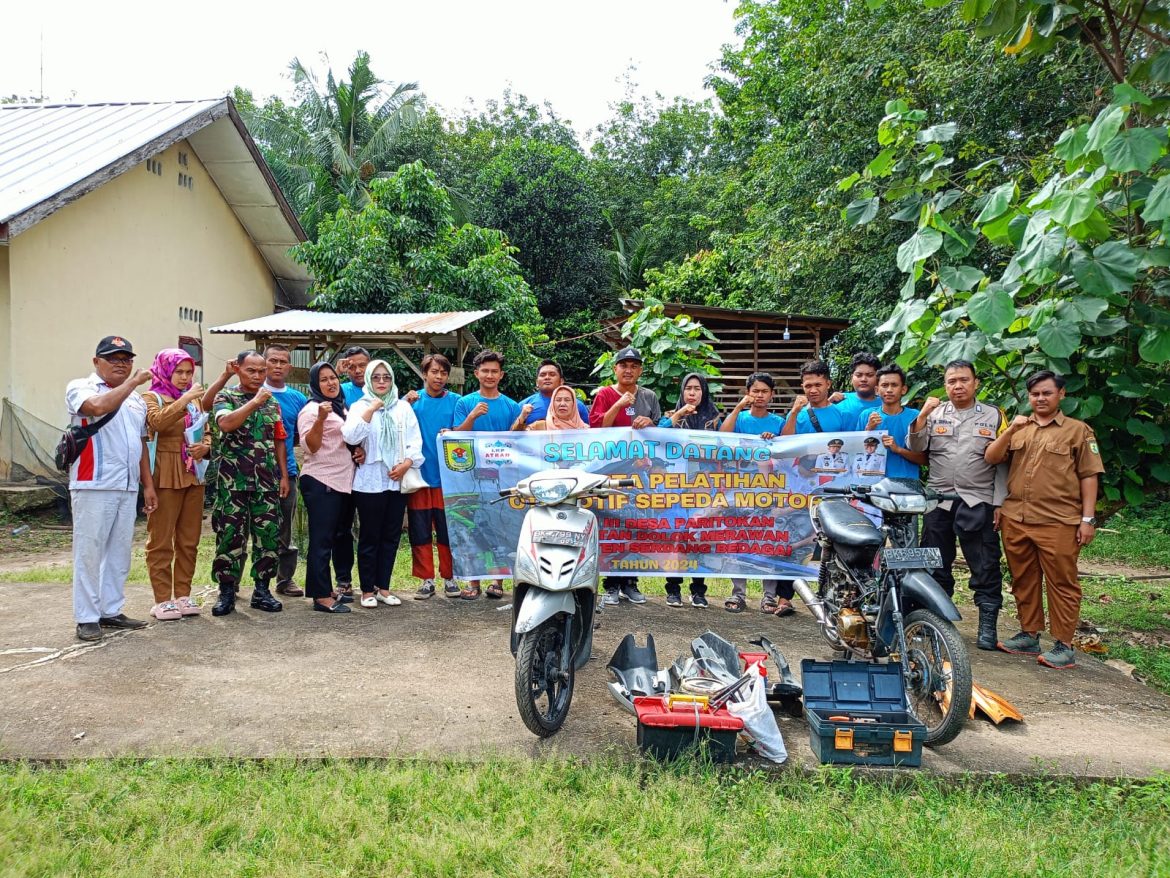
xmin=211 ymin=388 xmax=287 ymax=590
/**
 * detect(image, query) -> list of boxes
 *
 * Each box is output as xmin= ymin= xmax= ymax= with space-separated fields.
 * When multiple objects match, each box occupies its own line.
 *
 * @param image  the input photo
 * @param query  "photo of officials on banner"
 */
xmin=438 ymin=428 xmax=887 ymax=581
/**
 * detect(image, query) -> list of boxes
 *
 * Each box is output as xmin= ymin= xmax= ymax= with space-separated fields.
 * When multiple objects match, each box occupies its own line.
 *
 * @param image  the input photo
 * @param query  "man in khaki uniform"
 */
xmin=984 ymin=370 xmax=1104 ymax=669
xmin=907 ymin=359 xmax=1008 ymax=651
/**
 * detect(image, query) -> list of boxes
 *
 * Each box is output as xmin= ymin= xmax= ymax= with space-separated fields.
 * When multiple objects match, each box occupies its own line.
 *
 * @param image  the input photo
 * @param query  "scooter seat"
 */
xmin=816 ymin=499 xmax=883 ymax=550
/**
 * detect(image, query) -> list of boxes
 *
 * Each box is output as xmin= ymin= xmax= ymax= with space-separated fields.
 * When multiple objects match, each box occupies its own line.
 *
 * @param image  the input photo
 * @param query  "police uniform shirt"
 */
xmin=1000 ymin=413 xmax=1105 ymax=526
xmin=814 ymin=452 xmax=848 ymax=472
xmin=907 ymin=401 xmax=1007 ymax=508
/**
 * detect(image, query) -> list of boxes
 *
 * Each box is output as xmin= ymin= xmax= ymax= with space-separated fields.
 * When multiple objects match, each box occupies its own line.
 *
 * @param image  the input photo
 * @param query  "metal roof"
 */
xmin=0 ymin=99 xmax=310 ymax=303
xmin=209 ymin=309 xmax=494 ymax=337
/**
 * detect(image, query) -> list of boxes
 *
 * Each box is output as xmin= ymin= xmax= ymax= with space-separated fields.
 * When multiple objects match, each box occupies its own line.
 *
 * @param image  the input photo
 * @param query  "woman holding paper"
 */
xmin=144 ymin=349 xmax=211 ymax=621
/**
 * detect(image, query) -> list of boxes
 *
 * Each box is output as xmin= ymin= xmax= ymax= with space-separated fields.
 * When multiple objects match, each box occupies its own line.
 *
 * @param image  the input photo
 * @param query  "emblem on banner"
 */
xmin=443 ymin=439 xmax=475 ymax=472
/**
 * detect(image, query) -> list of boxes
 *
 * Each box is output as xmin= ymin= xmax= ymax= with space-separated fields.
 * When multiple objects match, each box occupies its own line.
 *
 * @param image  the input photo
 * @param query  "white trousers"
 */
xmin=71 ymin=489 xmax=137 ymax=623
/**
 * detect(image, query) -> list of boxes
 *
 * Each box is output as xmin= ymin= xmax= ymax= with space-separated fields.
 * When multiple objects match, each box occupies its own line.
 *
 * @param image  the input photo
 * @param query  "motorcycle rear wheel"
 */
xmin=515 ymin=614 xmax=575 ymax=737
xmin=903 ymin=608 xmax=972 ymax=747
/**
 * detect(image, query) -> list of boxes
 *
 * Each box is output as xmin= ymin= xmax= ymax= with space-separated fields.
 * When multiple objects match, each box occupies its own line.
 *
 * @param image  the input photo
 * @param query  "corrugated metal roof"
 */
xmin=0 ymin=99 xmax=310 ymax=301
xmin=209 ymin=309 xmax=494 ymax=336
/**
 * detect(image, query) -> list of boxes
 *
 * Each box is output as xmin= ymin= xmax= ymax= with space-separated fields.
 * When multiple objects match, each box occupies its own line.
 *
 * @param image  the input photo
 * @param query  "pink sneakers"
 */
xmin=175 ymin=596 xmax=202 ymax=616
xmin=150 ymin=601 xmax=182 ymax=621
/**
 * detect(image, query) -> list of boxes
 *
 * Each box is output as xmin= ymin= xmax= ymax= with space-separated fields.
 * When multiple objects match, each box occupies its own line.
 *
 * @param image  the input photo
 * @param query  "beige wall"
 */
xmin=6 ymin=139 xmax=275 ymax=429
xmin=0 ymin=245 xmax=10 ymax=412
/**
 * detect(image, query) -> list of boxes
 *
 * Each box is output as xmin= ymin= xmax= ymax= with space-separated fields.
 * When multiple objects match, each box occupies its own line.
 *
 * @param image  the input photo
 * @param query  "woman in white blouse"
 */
xmin=341 ymin=359 xmax=424 ymax=609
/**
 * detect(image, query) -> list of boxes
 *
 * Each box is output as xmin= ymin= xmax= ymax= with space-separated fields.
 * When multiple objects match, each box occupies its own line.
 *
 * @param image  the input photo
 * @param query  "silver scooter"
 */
xmin=499 ymin=469 xmax=635 ymax=737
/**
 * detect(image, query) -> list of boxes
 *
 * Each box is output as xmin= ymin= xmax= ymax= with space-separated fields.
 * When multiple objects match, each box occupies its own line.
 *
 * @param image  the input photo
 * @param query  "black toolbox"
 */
xmin=801 ymin=659 xmax=927 ymax=767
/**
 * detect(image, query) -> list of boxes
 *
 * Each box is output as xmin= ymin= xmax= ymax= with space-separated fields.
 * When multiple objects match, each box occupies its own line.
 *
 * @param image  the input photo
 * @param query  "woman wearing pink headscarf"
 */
xmin=529 ymin=385 xmax=589 ymax=431
xmin=144 ymin=349 xmax=211 ymax=621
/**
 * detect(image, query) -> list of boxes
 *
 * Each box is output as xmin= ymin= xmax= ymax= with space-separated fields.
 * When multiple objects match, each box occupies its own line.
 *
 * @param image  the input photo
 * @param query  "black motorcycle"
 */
xmin=792 ymin=478 xmax=972 ymax=747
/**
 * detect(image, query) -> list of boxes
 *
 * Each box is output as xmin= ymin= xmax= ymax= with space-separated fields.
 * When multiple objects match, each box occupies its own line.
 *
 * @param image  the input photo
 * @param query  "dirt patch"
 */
xmin=1 ymin=579 xmax=1168 ymax=777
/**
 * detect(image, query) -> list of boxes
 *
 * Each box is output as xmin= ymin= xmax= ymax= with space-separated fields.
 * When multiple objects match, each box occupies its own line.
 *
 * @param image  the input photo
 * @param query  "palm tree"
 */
xmin=605 ymin=212 xmax=658 ymax=296
xmin=244 ymin=51 xmax=422 ymax=237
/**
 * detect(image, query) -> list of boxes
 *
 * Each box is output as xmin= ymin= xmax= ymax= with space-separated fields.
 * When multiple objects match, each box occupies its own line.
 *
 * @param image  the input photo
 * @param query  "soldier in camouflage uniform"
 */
xmin=210 ymin=351 xmax=290 ymax=616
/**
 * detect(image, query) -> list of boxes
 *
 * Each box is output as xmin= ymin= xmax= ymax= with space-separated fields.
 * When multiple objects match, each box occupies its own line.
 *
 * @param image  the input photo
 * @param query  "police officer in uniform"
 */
xmin=984 ymin=371 xmax=1104 ymax=669
xmin=907 ymin=360 xmax=1007 ymax=650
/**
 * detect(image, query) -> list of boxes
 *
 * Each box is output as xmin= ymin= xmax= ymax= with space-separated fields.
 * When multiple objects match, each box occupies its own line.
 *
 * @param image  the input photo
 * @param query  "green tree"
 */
xmin=592 ymin=299 xmax=722 ymax=403
xmin=292 ymin=161 xmax=544 ymax=395
xmin=242 ymin=51 xmax=422 ymax=238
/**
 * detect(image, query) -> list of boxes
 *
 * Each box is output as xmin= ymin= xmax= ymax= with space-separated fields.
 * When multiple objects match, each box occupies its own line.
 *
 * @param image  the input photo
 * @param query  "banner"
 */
xmin=437 ymin=427 xmax=888 ymax=580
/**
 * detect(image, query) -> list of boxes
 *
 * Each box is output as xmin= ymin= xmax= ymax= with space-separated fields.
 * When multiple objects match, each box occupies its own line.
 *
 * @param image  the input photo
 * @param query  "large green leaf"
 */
xmin=1107 ymin=373 xmax=1147 ymax=398
xmin=876 ymin=299 xmax=928 ymax=335
xmin=845 ymin=196 xmax=880 ymax=226
xmin=1142 ymin=175 xmax=1170 ymax=222
xmin=1151 ymin=49 xmax=1170 ymax=83
xmin=974 ymin=182 xmax=1015 ymax=224
xmin=916 ymin=122 xmax=958 ymax=143
xmin=1035 ymin=319 xmax=1081 ymax=357
xmin=938 ymin=265 xmax=985 ymax=291
xmin=865 ymin=148 xmax=897 ymax=177
xmin=1049 ymin=189 xmax=1095 ymax=227
xmin=1139 ymin=325 xmax=1170 ymax=362
xmin=1053 ymin=125 xmax=1089 ymax=161
xmin=1059 ymin=296 xmax=1109 ymax=323
xmin=975 ymin=0 xmax=1021 ymax=38
xmin=925 ymin=331 xmax=989 ymax=366
xmin=896 ymin=228 xmax=943 ymax=272
xmin=1084 ymin=104 xmax=1126 ymax=154
xmin=1017 ymin=227 xmax=1067 ymax=275
xmin=967 ymin=287 xmax=1015 ymax=334
xmin=1127 ymin=418 xmax=1166 ymax=446
xmin=1102 ymin=127 xmax=1167 ymax=174
xmin=1070 ymin=242 xmax=1142 ymax=294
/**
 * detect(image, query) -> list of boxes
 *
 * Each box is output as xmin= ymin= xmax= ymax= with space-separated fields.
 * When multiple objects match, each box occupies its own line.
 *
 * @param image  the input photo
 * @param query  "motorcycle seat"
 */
xmin=817 ymin=499 xmax=883 ymax=549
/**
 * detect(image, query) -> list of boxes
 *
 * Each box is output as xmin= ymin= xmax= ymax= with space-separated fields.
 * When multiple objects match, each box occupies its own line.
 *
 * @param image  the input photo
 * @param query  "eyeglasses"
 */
xmin=371 ymin=374 xmax=393 ymax=383
xmin=102 ymin=356 xmax=134 ymax=365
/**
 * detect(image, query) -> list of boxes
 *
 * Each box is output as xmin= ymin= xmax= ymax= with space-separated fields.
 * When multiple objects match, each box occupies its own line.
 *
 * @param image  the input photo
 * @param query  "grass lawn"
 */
xmin=1083 ymin=500 xmax=1170 ymax=569
xmin=1 ymin=759 xmax=1167 ymax=878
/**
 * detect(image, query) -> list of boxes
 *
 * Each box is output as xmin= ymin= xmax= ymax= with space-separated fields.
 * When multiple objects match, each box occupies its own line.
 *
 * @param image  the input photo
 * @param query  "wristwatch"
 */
xmin=1082 ymin=516 xmax=1098 ymax=526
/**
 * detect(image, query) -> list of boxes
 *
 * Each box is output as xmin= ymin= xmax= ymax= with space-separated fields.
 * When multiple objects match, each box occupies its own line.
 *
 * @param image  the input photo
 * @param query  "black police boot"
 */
xmin=977 ymin=608 xmax=998 ymax=651
xmin=250 ymin=581 xmax=283 ymax=612
xmin=211 ymin=585 xmax=236 ymax=617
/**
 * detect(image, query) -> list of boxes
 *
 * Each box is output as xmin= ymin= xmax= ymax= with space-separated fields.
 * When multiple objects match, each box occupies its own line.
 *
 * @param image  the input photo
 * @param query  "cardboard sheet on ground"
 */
xmin=438 ymin=427 xmax=887 ymax=580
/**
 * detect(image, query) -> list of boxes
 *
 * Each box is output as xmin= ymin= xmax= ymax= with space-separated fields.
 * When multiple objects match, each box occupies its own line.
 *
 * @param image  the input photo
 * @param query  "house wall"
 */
xmin=6 ymin=139 xmax=275 ymax=429
xmin=0 ymin=245 xmax=10 ymax=411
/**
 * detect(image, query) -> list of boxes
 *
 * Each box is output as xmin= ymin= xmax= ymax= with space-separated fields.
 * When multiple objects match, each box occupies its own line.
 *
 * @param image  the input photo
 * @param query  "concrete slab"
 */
xmin=1 ymin=580 xmax=1168 ymax=776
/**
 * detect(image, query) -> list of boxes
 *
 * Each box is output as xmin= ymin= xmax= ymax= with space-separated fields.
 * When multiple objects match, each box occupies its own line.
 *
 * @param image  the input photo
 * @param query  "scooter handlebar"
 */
xmin=609 ymin=477 xmax=638 ymax=488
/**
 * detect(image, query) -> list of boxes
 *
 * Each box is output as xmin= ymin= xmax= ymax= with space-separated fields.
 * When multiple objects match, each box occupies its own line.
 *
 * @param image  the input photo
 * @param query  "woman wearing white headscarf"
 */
xmin=341 ymin=359 xmax=424 ymax=608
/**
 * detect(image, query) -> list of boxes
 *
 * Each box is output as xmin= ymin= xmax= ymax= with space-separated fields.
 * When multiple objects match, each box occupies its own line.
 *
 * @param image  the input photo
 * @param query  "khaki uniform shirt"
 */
xmin=907 ymin=400 xmax=1007 ymax=509
xmin=1000 ymin=413 xmax=1104 ymax=526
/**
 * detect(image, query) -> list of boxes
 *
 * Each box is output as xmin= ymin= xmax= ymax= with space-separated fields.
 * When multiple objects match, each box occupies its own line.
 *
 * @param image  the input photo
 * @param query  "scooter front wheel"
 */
xmin=903 ymin=608 xmax=972 ymax=747
xmin=515 ymin=614 xmax=575 ymax=737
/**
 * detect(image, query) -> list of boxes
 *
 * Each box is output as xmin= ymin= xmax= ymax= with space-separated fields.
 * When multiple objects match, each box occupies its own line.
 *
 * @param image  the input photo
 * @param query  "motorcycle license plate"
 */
xmin=881 ymin=547 xmax=942 ymax=570
xmin=532 ymin=529 xmax=586 ymax=547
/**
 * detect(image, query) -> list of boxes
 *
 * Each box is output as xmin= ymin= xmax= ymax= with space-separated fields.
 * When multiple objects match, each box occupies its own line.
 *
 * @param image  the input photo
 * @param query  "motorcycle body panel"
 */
xmin=876 ymin=570 xmax=962 ymax=647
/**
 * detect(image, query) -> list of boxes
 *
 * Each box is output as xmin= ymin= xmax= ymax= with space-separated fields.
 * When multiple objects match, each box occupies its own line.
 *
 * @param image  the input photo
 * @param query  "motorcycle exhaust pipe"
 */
xmin=792 ymin=578 xmax=828 ymax=626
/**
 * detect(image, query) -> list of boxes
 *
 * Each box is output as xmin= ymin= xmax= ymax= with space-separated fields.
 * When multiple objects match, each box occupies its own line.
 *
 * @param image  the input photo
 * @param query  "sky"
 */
xmin=1 ymin=0 xmax=741 ymax=138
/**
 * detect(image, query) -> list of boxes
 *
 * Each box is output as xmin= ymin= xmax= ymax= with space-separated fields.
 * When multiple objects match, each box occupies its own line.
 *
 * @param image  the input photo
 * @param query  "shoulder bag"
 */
xmin=54 ymin=410 xmax=117 ymax=473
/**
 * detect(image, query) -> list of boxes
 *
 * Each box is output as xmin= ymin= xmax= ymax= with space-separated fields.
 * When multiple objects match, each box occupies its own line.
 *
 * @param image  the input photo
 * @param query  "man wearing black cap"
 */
xmin=590 ymin=346 xmax=662 ymax=606
xmin=853 ymin=436 xmax=887 ymax=477
xmin=66 ymin=336 xmax=157 ymax=641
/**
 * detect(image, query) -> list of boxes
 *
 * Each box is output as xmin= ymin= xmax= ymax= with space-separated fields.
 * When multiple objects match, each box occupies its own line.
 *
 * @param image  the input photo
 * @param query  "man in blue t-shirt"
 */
xmin=452 ymin=350 xmax=525 ymax=600
xmin=263 ymin=345 xmax=308 ymax=597
xmin=520 ymin=360 xmax=590 ymax=427
xmin=831 ymin=351 xmax=882 ymax=425
xmin=780 ymin=359 xmax=853 ymax=435
xmin=856 ymin=364 xmax=925 ymax=481
xmin=404 ymin=353 xmax=462 ymax=600
xmin=338 ymin=345 xmax=371 ymax=407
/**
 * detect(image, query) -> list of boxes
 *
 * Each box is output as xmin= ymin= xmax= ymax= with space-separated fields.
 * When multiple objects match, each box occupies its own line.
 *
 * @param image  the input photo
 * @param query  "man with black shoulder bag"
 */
xmin=65 ymin=336 xmax=157 ymax=642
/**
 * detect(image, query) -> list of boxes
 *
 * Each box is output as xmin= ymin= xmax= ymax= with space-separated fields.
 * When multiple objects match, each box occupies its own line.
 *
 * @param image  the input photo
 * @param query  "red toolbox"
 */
xmin=633 ymin=695 xmax=744 ymax=763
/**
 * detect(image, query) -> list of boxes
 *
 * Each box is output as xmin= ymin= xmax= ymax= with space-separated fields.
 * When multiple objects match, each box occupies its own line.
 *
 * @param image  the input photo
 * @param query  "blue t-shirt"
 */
xmin=785 ymin=404 xmax=853 ymax=435
xmin=731 ymin=411 xmax=785 ymax=436
xmin=520 ymin=390 xmax=590 ymax=426
xmin=453 ymin=392 xmax=522 ymax=433
xmin=834 ymin=392 xmax=881 ymax=426
xmin=412 ymin=390 xmax=460 ymax=487
xmin=342 ymin=382 xmax=364 ymax=407
xmin=268 ymin=386 xmax=307 ymax=476
xmin=857 ymin=406 xmax=921 ymax=480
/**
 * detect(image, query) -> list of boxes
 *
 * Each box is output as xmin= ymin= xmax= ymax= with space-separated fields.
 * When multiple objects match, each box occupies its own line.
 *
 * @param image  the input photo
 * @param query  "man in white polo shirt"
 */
xmin=66 ymin=335 xmax=158 ymax=642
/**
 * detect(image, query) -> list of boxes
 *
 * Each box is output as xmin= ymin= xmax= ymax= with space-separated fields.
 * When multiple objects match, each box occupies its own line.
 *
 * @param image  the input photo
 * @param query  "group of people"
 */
xmin=66 ymin=336 xmax=1104 ymax=670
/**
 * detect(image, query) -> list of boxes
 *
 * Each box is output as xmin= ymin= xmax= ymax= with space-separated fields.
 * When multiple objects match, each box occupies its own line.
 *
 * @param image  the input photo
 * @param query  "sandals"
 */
xmin=761 ymin=595 xmax=779 ymax=614
xmin=460 ymin=584 xmax=482 ymax=600
xmin=485 ymin=582 xmax=505 ymax=599
xmin=724 ymin=596 xmax=746 ymax=613
xmin=774 ymin=597 xmax=796 ymax=617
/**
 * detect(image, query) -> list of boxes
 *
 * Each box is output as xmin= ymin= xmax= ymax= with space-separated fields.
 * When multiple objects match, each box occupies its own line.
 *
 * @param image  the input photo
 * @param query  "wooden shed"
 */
xmin=604 ymin=299 xmax=850 ymax=411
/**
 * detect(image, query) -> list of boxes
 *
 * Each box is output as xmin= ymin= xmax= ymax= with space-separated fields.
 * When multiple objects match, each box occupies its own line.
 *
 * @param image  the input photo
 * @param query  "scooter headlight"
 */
xmin=891 ymin=494 xmax=928 ymax=513
xmin=531 ymin=478 xmax=576 ymax=504
xmin=870 ymin=495 xmax=897 ymax=513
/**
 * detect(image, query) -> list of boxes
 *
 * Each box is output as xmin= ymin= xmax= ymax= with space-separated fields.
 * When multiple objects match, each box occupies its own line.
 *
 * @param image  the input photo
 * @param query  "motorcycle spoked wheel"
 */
xmin=515 ymin=614 xmax=575 ymax=737
xmin=902 ymin=608 xmax=972 ymax=747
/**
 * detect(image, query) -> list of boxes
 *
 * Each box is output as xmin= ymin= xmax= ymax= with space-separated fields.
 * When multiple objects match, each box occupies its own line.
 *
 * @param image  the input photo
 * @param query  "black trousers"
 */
xmin=353 ymin=490 xmax=408 ymax=593
xmin=665 ymin=577 xmax=707 ymax=597
xmin=299 ymin=475 xmax=347 ymax=600
xmin=921 ymin=500 xmax=1003 ymax=612
xmin=332 ymin=492 xmax=356 ymax=586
